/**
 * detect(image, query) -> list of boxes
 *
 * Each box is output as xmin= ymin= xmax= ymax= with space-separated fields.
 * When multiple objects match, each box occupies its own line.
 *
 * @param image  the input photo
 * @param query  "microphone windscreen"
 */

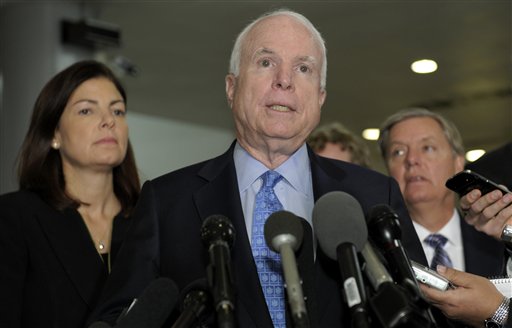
xmin=116 ymin=277 xmax=179 ymax=328
xmin=264 ymin=210 xmax=304 ymax=252
xmin=313 ymin=191 xmax=367 ymax=259
xmin=200 ymin=214 xmax=236 ymax=248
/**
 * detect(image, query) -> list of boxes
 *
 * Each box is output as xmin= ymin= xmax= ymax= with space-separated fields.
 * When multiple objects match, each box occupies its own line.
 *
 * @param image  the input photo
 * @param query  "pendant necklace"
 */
xmin=96 ymin=222 xmax=112 ymax=253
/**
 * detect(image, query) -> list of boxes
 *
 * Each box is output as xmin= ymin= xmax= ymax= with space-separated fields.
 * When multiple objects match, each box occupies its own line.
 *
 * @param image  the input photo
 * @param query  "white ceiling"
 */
xmin=94 ymin=1 xmax=511 ymax=168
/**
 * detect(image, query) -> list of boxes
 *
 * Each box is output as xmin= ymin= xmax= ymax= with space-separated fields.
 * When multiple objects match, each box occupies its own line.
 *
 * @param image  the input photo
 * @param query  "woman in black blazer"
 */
xmin=0 ymin=61 xmax=140 ymax=328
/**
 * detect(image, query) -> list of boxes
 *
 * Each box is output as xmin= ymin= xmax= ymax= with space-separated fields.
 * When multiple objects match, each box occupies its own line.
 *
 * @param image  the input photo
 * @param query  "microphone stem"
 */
xmin=292 ymin=313 xmax=310 ymax=328
xmin=171 ymin=311 xmax=196 ymax=328
xmin=216 ymin=303 xmax=235 ymax=328
xmin=281 ymin=245 xmax=308 ymax=323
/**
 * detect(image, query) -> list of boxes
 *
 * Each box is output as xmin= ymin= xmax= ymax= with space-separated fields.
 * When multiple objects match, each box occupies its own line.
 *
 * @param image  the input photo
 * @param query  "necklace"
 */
xmin=79 ymin=210 xmax=113 ymax=254
xmin=95 ymin=222 xmax=112 ymax=253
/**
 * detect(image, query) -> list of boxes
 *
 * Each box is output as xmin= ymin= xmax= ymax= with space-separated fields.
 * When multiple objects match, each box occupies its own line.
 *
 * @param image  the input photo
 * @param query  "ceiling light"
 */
xmin=362 ymin=128 xmax=380 ymax=140
xmin=411 ymin=59 xmax=438 ymax=74
xmin=465 ymin=149 xmax=485 ymax=162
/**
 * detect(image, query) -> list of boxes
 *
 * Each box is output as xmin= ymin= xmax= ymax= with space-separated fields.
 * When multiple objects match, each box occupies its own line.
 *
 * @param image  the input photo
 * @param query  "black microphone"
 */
xmin=116 ymin=277 xmax=179 ymax=328
xmin=313 ymin=191 xmax=371 ymax=328
xmin=366 ymin=204 xmax=421 ymax=297
xmin=361 ymin=240 xmax=434 ymax=327
xmin=367 ymin=204 xmax=437 ymax=327
xmin=171 ymin=278 xmax=213 ymax=328
xmin=200 ymin=215 xmax=236 ymax=328
xmin=264 ymin=210 xmax=310 ymax=328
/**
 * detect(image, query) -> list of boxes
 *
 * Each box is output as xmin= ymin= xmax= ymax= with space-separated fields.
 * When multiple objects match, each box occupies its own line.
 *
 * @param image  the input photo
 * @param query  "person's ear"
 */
xmin=225 ymin=74 xmax=237 ymax=109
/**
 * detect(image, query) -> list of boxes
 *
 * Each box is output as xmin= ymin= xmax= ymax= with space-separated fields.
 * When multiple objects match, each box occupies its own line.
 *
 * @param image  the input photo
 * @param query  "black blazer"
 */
xmin=90 ymin=142 xmax=426 ymax=327
xmin=0 ymin=190 xmax=130 ymax=328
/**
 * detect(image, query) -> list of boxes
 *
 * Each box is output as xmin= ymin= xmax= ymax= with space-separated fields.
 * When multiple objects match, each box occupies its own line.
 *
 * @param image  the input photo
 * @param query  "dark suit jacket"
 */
xmin=90 ymin=142 xmax=427 ymax=327
xmin=0 ymin=190 xmax=130 ymax=328
xmin=463 ymin=143 xmax=510 ymax=277
xmin=457 ymin=215 xmax=505 ymax=277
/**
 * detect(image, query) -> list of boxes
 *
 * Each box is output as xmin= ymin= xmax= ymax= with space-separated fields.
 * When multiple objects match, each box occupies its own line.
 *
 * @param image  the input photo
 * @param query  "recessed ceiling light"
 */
xmin=465 ymin=149 xmax=485 ymax=162
xmin=411 ymin=59 xmax=438 ymax=74
xmin=362 ymin=128 xmax=380 ymax=140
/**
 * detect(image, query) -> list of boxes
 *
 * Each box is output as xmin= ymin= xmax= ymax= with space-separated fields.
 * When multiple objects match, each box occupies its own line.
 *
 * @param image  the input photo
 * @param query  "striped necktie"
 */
xmin=425 ymin=234 xmax=453 ymax=270
xmin=251 ymin=170 xmax=286 ymax=328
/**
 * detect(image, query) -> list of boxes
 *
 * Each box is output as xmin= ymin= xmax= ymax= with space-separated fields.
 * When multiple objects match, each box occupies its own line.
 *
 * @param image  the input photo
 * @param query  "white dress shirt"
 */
xmin=412 ymin=209 xmax=466 ymax=271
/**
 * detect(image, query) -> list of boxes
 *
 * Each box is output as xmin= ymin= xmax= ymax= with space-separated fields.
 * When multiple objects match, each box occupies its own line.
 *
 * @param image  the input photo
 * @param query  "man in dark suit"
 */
xmin=89 ymin=10 xmax=427 ymax=327
xmin=378 ymin=108 xmax=508 ymax=327
xmin=378 ymin=108 xmax=505 ymax=278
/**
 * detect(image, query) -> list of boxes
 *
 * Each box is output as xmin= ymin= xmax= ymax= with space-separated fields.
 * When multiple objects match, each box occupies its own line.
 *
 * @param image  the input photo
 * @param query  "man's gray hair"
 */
xmin=378 ymin=108 xmax=465 ymax=159
xmin=228 ymin=9 xmax=327 ymax=91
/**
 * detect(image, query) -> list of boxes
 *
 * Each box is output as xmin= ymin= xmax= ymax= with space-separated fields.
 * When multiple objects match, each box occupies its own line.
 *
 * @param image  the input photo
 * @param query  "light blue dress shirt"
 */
xmin=233 ymin=142 xmax=315 ymax=243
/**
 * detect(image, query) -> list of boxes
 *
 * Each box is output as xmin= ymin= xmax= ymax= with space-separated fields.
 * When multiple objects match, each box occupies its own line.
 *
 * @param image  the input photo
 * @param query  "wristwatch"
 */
xmin=484 ymin=297 xmax=510 ymax=328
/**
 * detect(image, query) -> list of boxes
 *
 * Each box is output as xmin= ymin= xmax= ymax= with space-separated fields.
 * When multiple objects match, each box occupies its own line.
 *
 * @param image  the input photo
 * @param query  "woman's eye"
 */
xmin=78 ymin=108 xmax=91 ymax=115
xmin=113 ymin=109 xmax=126 ymax=116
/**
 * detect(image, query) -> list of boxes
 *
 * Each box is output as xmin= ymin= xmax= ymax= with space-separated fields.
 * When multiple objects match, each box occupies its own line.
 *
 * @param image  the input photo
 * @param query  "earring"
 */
xmin=51 ymin=140 xmax=60 ymax=149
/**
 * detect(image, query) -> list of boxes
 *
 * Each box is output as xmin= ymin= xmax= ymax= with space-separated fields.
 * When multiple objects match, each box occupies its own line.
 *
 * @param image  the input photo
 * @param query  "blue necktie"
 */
xmin=425 ymin=234 xmax=453 ymax=270
xmin=251 ymin=170 xmax=286 ymax=328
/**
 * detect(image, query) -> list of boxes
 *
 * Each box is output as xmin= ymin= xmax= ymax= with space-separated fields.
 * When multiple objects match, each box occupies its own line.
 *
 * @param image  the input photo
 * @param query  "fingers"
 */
xmin=435 ymin=266 xmax=469 ymax=287
xmin=465 ymin=190 xmax=504 ymax=222
xmin=463 ymin=190 xmax=512 ymax=239
xmin=460 ymin=190 xmax=482 ymax=212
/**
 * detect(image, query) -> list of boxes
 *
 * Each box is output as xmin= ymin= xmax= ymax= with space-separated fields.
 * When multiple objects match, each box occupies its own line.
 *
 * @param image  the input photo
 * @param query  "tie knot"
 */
xmin=262 ymin=170 xmax=283 ymax=189
xmin=425 ymin=234 xmax=448 ymax=248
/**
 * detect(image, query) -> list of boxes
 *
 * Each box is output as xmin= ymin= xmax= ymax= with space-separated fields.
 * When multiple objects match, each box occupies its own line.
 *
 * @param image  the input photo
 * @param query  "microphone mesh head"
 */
xmin=313 ymin=191 xmax=367 ymax=259
xmin=368 ymin=204 xmax=396 ymax=224
xmin=200 ymin=214 xmax=236 ymax=248
xmin=264 ymin=210 xmax=304 ymax=252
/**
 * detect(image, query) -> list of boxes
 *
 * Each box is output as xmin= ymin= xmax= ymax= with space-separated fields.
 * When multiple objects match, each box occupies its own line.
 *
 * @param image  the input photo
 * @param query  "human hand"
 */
xmin=420 ymin=266 xmax=504 ymax=327
xmin=460 ymin=188 xmax=512 ymax=240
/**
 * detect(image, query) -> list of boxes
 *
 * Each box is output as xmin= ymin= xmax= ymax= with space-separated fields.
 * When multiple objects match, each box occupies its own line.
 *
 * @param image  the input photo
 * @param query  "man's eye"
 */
xmin=423 ymin=145 xmax=435 ymax=152
xmin=391 ymin=149 xmax=405 ymax=157
xmin=299 ymin=65 xmax=310 ymax=73
xmin=260 ymin=59 xmax=271 ymax=67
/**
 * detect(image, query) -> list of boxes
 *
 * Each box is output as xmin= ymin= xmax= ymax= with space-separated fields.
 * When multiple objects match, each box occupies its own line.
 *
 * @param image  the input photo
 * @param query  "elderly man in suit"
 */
xmin=90 ymin=9 xmax=427 ymax=327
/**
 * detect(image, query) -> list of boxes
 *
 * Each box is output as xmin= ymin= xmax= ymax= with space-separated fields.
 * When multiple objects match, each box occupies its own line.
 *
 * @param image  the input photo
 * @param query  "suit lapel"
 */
xmin=35 ymin=202 xmax=107 ymax=309
xmin=193 ymin=144 xmax=273 ymax=327
xmin=460 ymin=215 xmax=505 ymax=276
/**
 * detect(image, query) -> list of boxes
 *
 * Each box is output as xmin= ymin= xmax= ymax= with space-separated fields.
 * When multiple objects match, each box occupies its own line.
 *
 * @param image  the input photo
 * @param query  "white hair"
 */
xmin=228 ymin=9 xmax=327 ymax=91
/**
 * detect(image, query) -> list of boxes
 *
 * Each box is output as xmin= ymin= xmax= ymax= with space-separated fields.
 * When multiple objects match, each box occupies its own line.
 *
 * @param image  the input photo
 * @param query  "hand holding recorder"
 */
xmin=419 ymin=266 xmax=509 ymax=328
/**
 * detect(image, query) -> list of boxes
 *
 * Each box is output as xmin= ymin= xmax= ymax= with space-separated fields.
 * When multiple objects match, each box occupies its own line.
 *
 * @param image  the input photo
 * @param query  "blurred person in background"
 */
xmin=308 ymin=121 xmax=371 ymax=168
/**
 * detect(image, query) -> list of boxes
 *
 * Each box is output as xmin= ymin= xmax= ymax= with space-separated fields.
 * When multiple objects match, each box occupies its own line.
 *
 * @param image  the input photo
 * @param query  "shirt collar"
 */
xmin=233 ymin=141 xmax=311 ymax=197
xmin=413 ymin=208 xmax=462 ymax=247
